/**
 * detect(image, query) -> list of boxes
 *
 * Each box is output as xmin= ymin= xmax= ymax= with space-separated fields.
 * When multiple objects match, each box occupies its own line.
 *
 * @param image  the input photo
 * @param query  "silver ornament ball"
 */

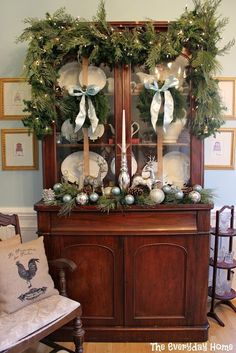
xmin=76 ymin=192 xmax=89 ymax=205
xmin=188 ymin=190 xmax=201 ymax=203
xmin=175 ymin=190 xmax=184 ymax=200
xmin=150 ymin=189 xmax=165 ymax=204
xmin=89 ymin=192 xmax=99 ymax=202
xmin=125 ymin=194 xmax=135 ymax=205
xmin=162 ymin=185 xmax=172 ymax=194
xmin=193 ymin=184 xmax=203 ymax=192
xmin=53 ymin=183 xmax=62 ymax=192
xmin=62 ymin=194 xmax=72 ymax=203
xmin=111 ymin=186 xmax=121 ymax=196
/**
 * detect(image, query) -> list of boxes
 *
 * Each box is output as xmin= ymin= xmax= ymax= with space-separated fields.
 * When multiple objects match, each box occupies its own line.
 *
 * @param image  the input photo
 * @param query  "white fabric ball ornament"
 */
xmin=150 ymin=189 xmax=165 ymax=204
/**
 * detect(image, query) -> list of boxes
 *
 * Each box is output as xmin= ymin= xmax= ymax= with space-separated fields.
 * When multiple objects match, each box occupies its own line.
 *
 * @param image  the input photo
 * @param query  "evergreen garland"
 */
xmin=17 ymin=0 xmax=234 ymax=139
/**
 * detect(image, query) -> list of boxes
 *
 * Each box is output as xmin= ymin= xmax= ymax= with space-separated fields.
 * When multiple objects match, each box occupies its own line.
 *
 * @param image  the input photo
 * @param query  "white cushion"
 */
xmin=0 ymin=294 xmax=80 ymax=351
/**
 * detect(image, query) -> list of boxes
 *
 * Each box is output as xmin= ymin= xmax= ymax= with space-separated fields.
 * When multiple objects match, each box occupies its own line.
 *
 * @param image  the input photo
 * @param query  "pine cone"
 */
xmin=128 ymin=187 xmax=143 ymax=196
xmin=182 ymin=186 xmax=193 ymax=195
xmin=81 ymin=185 xmax=93 ymax=195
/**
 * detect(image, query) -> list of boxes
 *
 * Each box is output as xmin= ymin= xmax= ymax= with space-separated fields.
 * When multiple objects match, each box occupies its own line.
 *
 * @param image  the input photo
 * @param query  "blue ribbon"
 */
xmin=145 ymin=76 xmax=179 ymax=132
xmin=68 ymin=85 xmax=100 ymax=133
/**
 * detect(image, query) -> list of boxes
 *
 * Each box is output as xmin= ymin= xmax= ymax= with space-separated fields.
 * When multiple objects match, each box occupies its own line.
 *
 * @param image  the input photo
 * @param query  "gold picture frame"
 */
xmin=216 ymin=77 xmax=236 ymax=119
xmin=0 ymin=78 xmax=31 ymax=120
xmin=1 ymin=129 xmax=38 ymax=170
xmin=204 ymin=128 xmax=236 ymax=170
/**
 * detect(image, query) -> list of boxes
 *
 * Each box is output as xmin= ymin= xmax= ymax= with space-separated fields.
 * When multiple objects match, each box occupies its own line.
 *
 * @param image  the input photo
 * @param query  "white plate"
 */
xmin=88 ymin=124 xmax=104 ymax=141
xmin=58 ymin=61 xmax=80 ymax=90
xmin=110 ymin=156 xmax=137 ymax=176
xmin=61 ymin=151 xmax=108 ymax=183
xmin=141 ymin=161 xmax=158 ymax=179
xmin=163 ymin=151 xmax=190 ymax=187
xmin=79 ymin=66 xmax=106 ymax=90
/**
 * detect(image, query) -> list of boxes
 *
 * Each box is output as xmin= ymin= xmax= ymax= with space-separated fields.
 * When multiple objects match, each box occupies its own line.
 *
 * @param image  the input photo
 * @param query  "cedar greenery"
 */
xmin=17 ymin=0 xmax=234 ymax=139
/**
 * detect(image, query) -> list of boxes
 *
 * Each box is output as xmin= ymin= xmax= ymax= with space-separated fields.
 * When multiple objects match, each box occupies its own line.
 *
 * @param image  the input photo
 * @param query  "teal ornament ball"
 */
xmin=111 ymin=186 xmax=121 ymax=196
xmin=150 ymin=188 xmax=165 ymax=204
xmin=162 ymin=185 xmax=171 ymax=194
xmin=125 ymin=194 xmax=135 ymax=205
xmin=188 ymin=190 xmax=201 ymax=203
xmin=193 ymin=184 xmax=203 ymax=192
xmin=76 ymin=192 xmax=89 ymax=205
xmin=175 ymin=190 xmax=184 ymax=200
xmin=89 ymin=192 xmax=99 ymax=202
xmin=62 ymin=194 xmax=72 ymax=203
xmin=53 ymin=183 xmax=62 ymax=192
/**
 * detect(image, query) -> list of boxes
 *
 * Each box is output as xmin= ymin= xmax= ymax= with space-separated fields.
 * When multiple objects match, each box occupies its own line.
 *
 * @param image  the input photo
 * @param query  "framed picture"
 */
xmin=216 ymin=77 xmax=236 ymax=119
xmin=1 ymin=129 xmax=38 ymax=170
xmin=0 ymin=78 xmax=31 ymax=120
xmin=204 ymin=128 xmax=236 ymax=170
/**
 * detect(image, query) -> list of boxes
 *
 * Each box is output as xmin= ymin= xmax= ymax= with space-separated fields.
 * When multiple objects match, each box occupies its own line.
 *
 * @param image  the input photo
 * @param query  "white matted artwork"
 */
xmin=216 ymin=77 xmax=236 ymax=119
xmin=204 ymin=128 xmax=236 ymax=170
xmin=0 ymin=78 xmax=31 ymax=120
xmin=1 ymin=129 xmax=38 ymax=170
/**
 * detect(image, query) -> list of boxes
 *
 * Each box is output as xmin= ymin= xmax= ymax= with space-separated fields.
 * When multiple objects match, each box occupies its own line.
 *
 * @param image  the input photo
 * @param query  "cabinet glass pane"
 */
xmin=56 ymin=65 xmax=115 ymax=187
xmin=131 ymin=55 xmax=190 ymax=187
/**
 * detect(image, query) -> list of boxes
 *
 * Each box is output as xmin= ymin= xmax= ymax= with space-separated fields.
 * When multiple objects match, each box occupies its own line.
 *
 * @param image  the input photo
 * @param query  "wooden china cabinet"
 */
xmin=34 ymin=22 xmax=212 ymax=342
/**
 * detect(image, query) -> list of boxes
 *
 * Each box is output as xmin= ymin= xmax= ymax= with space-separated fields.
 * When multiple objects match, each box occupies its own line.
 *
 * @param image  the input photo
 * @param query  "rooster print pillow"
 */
xmin=0 ymin=237 xmax=58 ymax=313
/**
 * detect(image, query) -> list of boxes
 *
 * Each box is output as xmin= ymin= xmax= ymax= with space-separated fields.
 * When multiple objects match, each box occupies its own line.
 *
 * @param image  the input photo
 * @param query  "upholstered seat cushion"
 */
xmin=0 ymin=294 xmax=80 ymax=351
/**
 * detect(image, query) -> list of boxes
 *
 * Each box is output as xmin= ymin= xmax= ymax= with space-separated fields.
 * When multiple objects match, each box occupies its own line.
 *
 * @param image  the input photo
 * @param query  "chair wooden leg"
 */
xmin=73 ymin=316 xmax=84 ymax=353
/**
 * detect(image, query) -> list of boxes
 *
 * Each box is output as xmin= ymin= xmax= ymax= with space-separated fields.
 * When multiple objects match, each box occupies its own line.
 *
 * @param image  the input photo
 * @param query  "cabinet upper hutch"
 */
xmin=34 ymin=21 xmax=212 ymax=342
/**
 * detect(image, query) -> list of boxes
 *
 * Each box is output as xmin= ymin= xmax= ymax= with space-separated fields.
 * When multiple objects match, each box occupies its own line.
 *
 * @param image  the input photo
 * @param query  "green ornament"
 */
xmin=175 ymin=190 xmax=184 ymax=200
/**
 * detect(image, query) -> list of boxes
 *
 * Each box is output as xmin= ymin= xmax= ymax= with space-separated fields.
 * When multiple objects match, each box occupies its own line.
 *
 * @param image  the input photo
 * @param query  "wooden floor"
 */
xmin=23 ymin=300 xmax=236 ymax=353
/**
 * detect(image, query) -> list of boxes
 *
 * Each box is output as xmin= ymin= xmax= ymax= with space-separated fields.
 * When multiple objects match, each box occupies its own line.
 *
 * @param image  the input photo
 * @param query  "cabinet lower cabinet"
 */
xmin=35 ymin=202 xmax=212 ymax=342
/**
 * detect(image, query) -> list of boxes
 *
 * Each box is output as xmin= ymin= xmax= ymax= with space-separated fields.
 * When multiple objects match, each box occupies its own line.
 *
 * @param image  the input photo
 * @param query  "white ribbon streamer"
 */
xmin=68 ymin=85 xmax=100 ymax=133
xmin=145 ymin=76 xmax=179 ymax=132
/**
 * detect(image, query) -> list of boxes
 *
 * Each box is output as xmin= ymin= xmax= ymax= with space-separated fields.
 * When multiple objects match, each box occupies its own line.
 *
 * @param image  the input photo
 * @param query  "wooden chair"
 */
xmin=0 ymin=213 xmax=84 ymax=353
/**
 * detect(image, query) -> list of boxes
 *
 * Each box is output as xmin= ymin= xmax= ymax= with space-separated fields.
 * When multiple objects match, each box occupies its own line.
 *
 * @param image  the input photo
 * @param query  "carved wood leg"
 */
xmin=218 ymin=300 xmax=236 ymax=312
xmin=73 ymin=316 xmax=85 ymax=353
xmin=207 ymin=311 xmax=225 ymax=327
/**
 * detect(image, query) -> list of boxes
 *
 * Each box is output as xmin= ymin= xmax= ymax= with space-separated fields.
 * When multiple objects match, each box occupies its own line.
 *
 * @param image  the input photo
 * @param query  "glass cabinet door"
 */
xmin=56 ymin=64 xmax=116 ymax=188
xmin=130 ymin=54 xmax=191 ymax=188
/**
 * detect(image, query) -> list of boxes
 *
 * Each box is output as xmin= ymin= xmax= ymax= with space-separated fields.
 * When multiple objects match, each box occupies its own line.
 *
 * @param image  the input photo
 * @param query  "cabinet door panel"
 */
xmin=125 ymin=235 xmax=196 ymax=326
xmin=61 ymin=235 xmax=123 ymax=326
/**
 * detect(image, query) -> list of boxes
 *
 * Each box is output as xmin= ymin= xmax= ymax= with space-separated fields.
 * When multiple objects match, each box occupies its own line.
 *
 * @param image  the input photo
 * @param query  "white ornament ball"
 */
xmin=104 ymin=186 xmax=112 ymax=196
xmin=125 ymin=194 xmax=135 ymax=205
xmin=150 ymin=189 xmax=165 ymax=204
xmin=53 ymin=183 xmax=62 ymax=192
xmin=111 ymin=186 xmax=121 ymax=196
xmin=162 ymin=185 xmax=172 ymax=194
xmin=62 ymin=194 xmax=72 ymax=203
xmin=188 ymin=190 xmax=201 ymax=203
xmin=76 ymin=192 xmax=89 ymax=205
xmin=175 ymin=190 xmax=184 ymax=200
xmin=193 ymin=184 xmax=203 ymax=192
xmin=89 ymin=192 xmax=99 ymax=202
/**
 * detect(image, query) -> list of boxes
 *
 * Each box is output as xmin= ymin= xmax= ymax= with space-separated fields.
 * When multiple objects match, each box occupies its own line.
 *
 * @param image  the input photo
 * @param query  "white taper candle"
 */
xmin=122 ymin=109 xmax=126 ymax=153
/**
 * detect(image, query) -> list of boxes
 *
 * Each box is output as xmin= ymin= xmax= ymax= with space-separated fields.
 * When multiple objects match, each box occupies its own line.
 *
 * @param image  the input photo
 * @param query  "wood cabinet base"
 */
xmin=35 ymin=202 xmax=212 ymax=343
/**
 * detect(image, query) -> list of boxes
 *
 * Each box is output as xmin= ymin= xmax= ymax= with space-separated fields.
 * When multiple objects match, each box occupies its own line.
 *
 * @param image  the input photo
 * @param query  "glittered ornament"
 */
xmin=162 ymin=185 xmax=172 ymax=194
xmin=111 ymin=186 xmax=121 ymax=196
xmin=150 ymin=189 xmax=165 ymax=204
xmin=125 ymin=194 xmax=135 ymax=205
xmin=42 ymin=188 xmax=55 ymax=202
xmin=188 ymin=190 xmax=201 ymax=203
xmin=89 ymin=192 xmax=99 ymax=202
xmin=192 ymin=184 xmax=203 ymax=192
xmin=62 ymin=194 xmax=72 ymax=203
xmin=76 ymin=192 xmax=89 ymax=205
xmin=175 ymin=190 xmax=184 ymax=200
xmin=53 ymin=183 xmax=62 ymax=192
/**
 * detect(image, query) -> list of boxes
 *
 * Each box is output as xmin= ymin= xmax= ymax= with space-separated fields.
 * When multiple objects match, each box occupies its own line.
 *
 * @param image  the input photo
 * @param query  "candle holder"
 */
xmin=118 ymin=152 xmax=130 ymax=191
